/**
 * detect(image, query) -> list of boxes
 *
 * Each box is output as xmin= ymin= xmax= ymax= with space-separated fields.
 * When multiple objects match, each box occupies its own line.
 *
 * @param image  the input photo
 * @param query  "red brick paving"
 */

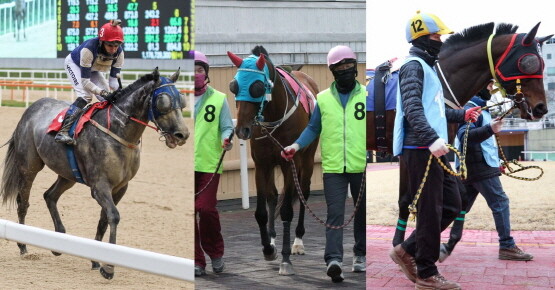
xmin=366 ymin=225 xmax=555 ymax=289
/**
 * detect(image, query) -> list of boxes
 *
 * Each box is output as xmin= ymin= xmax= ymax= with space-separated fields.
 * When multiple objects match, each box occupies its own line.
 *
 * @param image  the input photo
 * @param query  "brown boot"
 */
xmin=389 ymin=244 xmax=417 ymax=283
xmin=499 ymin=246 xmax=533 ymax=261
xmin=415 ymin=273 xmax=461 ymax=290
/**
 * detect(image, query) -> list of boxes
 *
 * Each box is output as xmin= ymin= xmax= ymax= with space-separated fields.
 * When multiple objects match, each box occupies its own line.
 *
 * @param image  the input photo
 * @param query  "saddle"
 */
xmin=275 ymin=67 xmax=316 ymax=115
xmin=47 ymin=101 xmax=110 ymax=138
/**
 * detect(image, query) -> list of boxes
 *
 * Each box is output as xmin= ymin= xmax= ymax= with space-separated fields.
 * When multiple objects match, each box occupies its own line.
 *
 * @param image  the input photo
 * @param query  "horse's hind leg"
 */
xmin=43 ymin=176 xmax=76 ymax=256
xmin=91 ymin=184 xmax=127 ymax=271
xmin=292 ymin=156 xmax=314 ymax=256
xmin=15 ymin=173 xmax=38 ymax=255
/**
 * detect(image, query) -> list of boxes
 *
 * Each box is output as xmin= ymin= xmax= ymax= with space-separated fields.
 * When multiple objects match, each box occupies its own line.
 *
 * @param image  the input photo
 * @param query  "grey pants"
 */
xmin=323 ymin=172 xmax=366 ymax=264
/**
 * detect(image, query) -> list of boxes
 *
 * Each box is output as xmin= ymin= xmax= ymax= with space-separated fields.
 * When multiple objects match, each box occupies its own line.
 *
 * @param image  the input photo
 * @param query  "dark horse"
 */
xmin=227 ymin=46 xmax=319 ymax=275
xmin=1 ymin=68 xmax=189 ymax=279
xmin=13 ymin=0 xmax=26 ymax=41
xmin=366 ymin=22 xmax=551 ymax=250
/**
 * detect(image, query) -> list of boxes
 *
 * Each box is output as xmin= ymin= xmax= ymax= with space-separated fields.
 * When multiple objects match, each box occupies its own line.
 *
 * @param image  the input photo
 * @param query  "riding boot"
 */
xmin=54 ymin=97 xmax=88 ymax=145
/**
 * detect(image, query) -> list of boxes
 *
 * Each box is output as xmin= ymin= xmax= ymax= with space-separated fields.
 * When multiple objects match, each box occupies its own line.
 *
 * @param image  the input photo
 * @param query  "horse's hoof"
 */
xmin=91 ymin=261 xmax=100 ymax=270
xmin=263 ymin=245 xmax=278 ymax=261
xmin=292 ymin=238 xmax=305 ymax=255
xmin=99 ymin=265 xmax=114 ymax=280
xmin=438 ymin=243 xmax=450 ymax=263
xmin=51 ymin=251 xmax=62 ymax=256
xmin=18 ymin=243 xmax=27 ymax=255
xmin=278 ymin=262 xmax=295 ymax=275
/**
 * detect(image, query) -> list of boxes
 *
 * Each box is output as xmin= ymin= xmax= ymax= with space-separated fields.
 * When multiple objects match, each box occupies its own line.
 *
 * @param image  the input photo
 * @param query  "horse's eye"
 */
xmin=156 ymin=93 xmax=172 ymax=114
xmin=229 ymin=79 xmax=239 ymax=95
xmin=518 ymin=54 xmax=541 ymax=75
xmin=249 ymin=80 xmax=265 ymax=98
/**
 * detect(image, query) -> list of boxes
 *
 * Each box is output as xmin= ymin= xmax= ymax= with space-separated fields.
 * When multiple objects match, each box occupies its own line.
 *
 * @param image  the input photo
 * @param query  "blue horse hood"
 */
xmin=234 ymin=55 xmax=272 ymax=102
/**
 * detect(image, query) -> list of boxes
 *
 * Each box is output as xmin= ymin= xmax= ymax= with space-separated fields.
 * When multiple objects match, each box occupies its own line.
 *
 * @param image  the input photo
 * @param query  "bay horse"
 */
xmin=0 ymin=68 xmax=189 ymax=279
xmin=227 ymin=46 xmax=319 ymax=275
xmin=366 ymin=22 xmax=551 ymax=248
xmin=13 ymin=0 xmax=26 ymax=41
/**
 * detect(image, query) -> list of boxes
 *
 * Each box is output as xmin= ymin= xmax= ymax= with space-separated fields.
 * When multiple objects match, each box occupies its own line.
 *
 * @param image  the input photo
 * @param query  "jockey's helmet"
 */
xmin=99 ymin=19 xmax=124 ymax=43
xmin=195 ymin=51 xmax=210 ymax=74
xmin=327 ymin=45 xmax=357 ymax=70
xmin=405 ymin=11 xmax=453 ymax=43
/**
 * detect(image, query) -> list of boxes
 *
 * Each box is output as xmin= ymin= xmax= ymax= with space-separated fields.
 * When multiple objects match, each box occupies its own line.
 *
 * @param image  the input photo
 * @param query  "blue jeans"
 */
xmin=468 ymin=176 xmax=515 ymax=249
xmin=323 ymin=172 xmax=366 ymax=264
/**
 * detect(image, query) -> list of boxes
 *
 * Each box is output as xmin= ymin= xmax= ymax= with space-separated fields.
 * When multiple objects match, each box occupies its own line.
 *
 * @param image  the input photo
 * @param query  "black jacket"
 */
xmin=398 ymin=46 xmax=465 ymax=147
xmin=457 ymin=102 xmax=501 ymax=184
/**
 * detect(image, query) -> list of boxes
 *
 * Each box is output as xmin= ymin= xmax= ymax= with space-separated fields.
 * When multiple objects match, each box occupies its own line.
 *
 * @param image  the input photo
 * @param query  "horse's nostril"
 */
xmin=534 ymin=103 xmax=548 ymax=117
xmin=174 ymin=132 xmax=189 ymax=140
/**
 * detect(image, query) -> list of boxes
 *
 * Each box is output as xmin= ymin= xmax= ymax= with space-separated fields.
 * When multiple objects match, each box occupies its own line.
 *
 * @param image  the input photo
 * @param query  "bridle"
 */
xmin=95 ymin=78 xmax=184 ymax=146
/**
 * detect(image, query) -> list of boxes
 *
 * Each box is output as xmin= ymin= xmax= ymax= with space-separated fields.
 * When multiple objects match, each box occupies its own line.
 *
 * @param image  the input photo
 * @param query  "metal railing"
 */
xmin=0 ymin=0 xmax=56 ymax=36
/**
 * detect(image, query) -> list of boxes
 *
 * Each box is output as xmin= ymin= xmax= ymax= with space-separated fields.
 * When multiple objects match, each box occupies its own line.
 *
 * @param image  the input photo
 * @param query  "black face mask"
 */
xmin=333 ymin=66 xmax=357 ymax=93
xmin=427 ymin=39 xmax=443 ymax=57
xmin=412 ymin=35 xmax=443 ymax=57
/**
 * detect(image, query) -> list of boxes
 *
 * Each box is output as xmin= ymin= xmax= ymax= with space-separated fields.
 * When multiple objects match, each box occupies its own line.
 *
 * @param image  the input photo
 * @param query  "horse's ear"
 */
xmin=169 ymin=67 xmax=180 ymax=82
xmin=227 ymin=51 xmax=243 ymax=67
xmin=256 ymin=54 xmax=265 ymax=70
xmin=152 ymin=67 xmax=160 ymax=81
xmin=523 ymin=22 xmax=541 ymax=45
xmin=537 ymin=34 xmax=554 ymax=44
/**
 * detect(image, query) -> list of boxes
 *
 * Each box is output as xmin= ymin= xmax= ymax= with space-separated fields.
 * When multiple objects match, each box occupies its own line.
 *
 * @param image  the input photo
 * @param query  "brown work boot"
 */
xmin=415 ymin=273 xmax=461 ymax=290
xmin=499 ymin=246 xmax=533 ymax=261
xmin=389 ymin=244 xmax=417 ymax=283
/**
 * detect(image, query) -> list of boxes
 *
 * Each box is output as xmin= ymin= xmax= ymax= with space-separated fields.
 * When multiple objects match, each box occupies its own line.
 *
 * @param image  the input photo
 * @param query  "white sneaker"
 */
xmin=352 ymin=255 xmax=366 ymax=272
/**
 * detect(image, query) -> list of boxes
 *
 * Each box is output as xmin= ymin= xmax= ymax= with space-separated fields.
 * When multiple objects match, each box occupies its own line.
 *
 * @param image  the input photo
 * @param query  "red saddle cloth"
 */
xmin=47 ymin=101 xmax=110 ymax=138
xmin=275 ymin=67 xmax=316 ymax=114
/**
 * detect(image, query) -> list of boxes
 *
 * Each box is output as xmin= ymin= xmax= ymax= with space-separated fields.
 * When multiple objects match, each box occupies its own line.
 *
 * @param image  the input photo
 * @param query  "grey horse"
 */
xmin=13 ymin=0 xmax=26 ymax=41
xmin=0 ymin=68 xmax=189 ymax=279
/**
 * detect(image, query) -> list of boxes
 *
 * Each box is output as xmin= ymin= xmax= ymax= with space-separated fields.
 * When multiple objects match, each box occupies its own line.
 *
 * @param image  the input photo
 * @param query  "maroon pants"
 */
xmin=195 ymin=171 xmax=224 ymax=268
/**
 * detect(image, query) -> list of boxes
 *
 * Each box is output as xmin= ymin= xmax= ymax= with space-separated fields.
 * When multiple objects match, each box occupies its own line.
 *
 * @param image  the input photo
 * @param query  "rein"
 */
xmin=259 ymin=126 xmax=365 ymax=229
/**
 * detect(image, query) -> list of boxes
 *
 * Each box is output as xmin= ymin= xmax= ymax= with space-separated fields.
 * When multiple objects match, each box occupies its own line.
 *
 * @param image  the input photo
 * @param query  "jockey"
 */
xmin=389 ymin=11 xmax=480 ymax=289
xmin=450 ymin=81 xmax=533 ymax=261
xmin=194 ymin=51 xmax=234 ymax=277
xmin=55 ymin=19 xmax=125 ymax=145
xmin=281 ymin=45 xmax=366 ymax=283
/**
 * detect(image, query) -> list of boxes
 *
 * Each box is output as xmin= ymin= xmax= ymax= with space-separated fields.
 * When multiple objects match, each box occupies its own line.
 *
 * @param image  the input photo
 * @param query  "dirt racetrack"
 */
xmin=0 ymin=106 xmax=193 ymax=289
xmin=367 ymin=161 xmax=555 ymax=231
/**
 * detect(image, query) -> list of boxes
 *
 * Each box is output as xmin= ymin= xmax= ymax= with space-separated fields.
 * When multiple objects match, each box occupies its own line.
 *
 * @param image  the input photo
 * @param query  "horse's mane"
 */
xmin=442 ymin=22 xmax=519 ymax=54
xmin=117 ymin=72 xmax=158 ymax=99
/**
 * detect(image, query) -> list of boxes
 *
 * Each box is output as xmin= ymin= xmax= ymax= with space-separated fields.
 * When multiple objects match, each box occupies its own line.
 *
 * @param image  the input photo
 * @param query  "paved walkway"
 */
xmin=195 ymin=192 xmax=365 ymax=289
xmin=367 ymin=225 xmax=555 ymax=289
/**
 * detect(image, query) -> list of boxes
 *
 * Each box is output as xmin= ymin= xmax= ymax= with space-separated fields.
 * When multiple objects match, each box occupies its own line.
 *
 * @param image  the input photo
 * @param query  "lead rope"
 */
xmin=260 ymin=126 xmax=365 ymax=229
xmin=490 ymin=103 xmax=544 ymax=181
xmin=408 ymin=123 xmax=470 ymax=221
xmin=195 ymin=130 xmax=235 ymax=197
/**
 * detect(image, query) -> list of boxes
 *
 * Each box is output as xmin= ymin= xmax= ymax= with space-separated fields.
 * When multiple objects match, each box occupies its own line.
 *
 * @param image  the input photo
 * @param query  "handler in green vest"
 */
xmin=281 ymin=45 xmax=366 ymax=283
xmin=194 ymin=51 xmax=234 ymax=277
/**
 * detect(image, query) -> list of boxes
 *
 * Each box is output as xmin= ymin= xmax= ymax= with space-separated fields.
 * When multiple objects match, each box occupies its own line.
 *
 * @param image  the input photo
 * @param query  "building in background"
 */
xmin=195 ymin=0 xmax=366 ymax=200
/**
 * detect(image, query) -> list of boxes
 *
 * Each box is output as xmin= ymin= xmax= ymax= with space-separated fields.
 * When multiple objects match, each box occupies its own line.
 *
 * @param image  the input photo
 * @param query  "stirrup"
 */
xmin=54 ymin=132 xmax=76 ymax=145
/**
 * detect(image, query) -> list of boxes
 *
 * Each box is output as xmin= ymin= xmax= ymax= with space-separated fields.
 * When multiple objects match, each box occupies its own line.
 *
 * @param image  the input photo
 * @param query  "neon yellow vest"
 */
xmin=194 ymin=87 xmax=226 ymax=173
xmin=318 ymin=82 xmax=366 ymax=173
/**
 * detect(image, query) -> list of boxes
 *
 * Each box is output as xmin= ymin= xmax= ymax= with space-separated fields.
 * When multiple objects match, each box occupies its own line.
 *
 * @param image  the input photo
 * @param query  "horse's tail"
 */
xmin=1 ymin=134 xmax=23 ymax=205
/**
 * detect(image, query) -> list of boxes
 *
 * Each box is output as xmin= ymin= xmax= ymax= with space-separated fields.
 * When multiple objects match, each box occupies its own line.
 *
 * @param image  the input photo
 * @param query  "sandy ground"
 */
xmin=0 ymin=106 xmax=194 ymax=289
xmin=367 ymin=161 xmax=555 ymax=231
